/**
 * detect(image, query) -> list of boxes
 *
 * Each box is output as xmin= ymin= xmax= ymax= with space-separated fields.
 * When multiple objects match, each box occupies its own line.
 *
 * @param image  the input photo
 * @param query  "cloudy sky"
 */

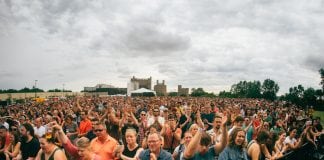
xmin=1 ymin=0 xmax=323 ymax=95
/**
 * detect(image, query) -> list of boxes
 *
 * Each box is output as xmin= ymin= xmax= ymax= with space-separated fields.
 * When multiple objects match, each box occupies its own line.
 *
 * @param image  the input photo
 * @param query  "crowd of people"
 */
xmin=0 ymin=96 xmax=323 ymax=160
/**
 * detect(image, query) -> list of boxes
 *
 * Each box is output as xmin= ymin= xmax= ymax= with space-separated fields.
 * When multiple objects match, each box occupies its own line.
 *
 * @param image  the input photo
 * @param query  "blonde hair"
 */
xmin=125 ymin=128 xmax=137 ymax=135
xmin=76 ymin=137 xmax=90 ymax=148
xmin=189 ymin=123 xmax=198 ymax=131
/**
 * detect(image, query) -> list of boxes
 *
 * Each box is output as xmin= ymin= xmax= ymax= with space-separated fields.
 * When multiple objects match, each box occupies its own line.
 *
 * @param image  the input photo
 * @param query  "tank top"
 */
xmin=247 ymin=140 xmax=265 ymax=160
xmin=41 ymin=148 xmax=60 ymax=160
xmin=122 ymin=145 xmax=140 ymax=158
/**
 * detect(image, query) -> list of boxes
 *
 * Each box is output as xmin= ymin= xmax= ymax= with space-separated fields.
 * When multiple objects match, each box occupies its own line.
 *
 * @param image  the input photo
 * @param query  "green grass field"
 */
xmin=313 ymin=111 xmax=324 ymax=124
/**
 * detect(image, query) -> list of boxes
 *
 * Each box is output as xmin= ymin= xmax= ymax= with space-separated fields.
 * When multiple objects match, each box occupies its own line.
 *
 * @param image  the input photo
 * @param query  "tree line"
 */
xmin=190 ymin=68 xmax=324 ymax=110
xmin=0 ymin=87 xmax=72 ymax=93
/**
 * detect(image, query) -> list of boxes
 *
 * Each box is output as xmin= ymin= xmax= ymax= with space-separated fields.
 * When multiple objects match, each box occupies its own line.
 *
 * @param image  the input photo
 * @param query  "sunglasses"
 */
xmin=141 ymin=114 xmax=146 ymax=116
xmin=94 ymin=129 xmax=104 ymax=132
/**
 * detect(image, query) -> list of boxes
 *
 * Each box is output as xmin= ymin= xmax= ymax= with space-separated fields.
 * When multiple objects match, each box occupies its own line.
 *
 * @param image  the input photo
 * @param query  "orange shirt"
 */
xmin=79 ymin=119 xmax=92 ymax=134
xmin=90 ymin=136 xmax=118 ymax=160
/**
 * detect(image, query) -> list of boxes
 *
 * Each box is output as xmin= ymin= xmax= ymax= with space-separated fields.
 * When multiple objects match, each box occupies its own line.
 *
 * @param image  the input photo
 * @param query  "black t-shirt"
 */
xmin=179 ymin=114 xmax=195 ymax=137
xmin=122 ymin=145 xmax=140 ymax=158
xmin=201 ymin=113 xmax=215 ymax=130
xmin=21 ymin=137 xmax=40 ymax=160
xmin=105 ymin=120 xmax=120 ymax=141
xmin=315 ymin=123 xmax=323 ymax=132
xmin=86 ymin=130 xmax=97 ymax=141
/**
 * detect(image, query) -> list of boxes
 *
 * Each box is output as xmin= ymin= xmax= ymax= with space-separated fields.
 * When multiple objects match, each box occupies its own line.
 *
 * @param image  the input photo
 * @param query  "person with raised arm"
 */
xmin=52 ymin=122 xmax=100 ymax=160
xmin=183 ymin=113 xmax=228 ymax=160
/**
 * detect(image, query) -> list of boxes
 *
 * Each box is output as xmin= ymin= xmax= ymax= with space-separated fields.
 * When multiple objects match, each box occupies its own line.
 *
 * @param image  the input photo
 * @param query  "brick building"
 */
xmin=178 ymin=85 xmax=189 ymax=96
xmin=154 ymin=80 xmax=167 ymax=96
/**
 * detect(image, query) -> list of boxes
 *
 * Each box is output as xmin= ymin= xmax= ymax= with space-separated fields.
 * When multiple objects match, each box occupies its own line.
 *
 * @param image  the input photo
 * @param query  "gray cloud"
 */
xmin=123 ymin=26 xmax=191 ymax=56
xmin=0 ymin=0 xmax=323 ymax=94
xmin=305 ymin=54 xmax=324 ymax=70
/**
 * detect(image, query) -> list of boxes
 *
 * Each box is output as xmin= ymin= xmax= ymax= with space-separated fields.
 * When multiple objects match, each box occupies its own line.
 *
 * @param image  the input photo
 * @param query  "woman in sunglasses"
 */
xmin=52 ymin=123 xmax=100 ymax=160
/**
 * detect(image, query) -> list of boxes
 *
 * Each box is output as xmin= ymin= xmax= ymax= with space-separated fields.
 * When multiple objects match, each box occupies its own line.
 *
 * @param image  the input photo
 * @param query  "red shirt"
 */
xmin=63 ymin=139 xmax=101 ymax=160
xmin=0 ymin=132 xmax=10 ymax=148
xmin=79 ymin=119 xmax=92 ymax=134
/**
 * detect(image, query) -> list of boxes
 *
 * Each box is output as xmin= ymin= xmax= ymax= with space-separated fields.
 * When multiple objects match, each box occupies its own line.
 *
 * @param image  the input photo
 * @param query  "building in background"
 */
xmin=127 ymin=76 xmax=152 ymax=96
xmin=84 ymin=84 xmax=126 ymax=96
xmin=178 ymin=85 xmax=189 ymax=96
xmin=154 ymin=80 xmax=167 ymax=96
xmin=131 ymin=76 xmax=152 ymax=89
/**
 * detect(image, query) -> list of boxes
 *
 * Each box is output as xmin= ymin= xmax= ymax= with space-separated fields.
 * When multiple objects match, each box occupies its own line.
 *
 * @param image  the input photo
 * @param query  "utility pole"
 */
xmin=34 ymin=80 xmax=38 ymax=98
xmin=62 ymin=83 xmax=65 ymax=97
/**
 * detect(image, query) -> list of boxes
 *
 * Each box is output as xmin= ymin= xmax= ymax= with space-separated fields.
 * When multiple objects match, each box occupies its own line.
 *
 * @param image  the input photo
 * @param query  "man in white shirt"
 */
xmin=147 ymin=107 xmax=165 ymax=131
xmin=0 ymin=117 xmax=9 ymax=130
xmin=33 ymin=117 xmax=46 ymax=138
xmin=206 ymin=115 xmax=223 ymax=144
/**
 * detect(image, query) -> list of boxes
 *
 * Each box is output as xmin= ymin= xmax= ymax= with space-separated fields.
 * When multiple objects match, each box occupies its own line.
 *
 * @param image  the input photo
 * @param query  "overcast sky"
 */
xmin=1 ymin=0 xmax=323 ymax=95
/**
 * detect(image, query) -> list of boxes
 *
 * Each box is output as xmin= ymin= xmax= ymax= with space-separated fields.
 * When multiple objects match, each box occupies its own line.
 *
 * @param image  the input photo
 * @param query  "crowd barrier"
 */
xmin=278 ymin=137 xmax=324 ymax=160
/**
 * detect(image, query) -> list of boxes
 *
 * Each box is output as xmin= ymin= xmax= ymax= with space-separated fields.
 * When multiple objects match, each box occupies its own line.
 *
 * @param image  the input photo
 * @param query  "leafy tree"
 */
xmin=191 ymin=88 xmax=208 ymax=97
xmin=320 ymin=68 xmax=324 ymax=90
xmin=303 ymin=87 xmax=317 ymax=107
xmin=48 ymin=89 xmax=62 ymax=92
xmin=262 ymin=79 xmax=279 ymax=101
xmin=190 ymin=88 xmax=216 ymax=97
xmin=315 ymin=89 xmax=323 ymax=98
xmin=168 ymin=92 xmax=178 ymax=97
xmin=229 ymin=81 xmax=262 ymax=98
xmin=246 ymin=81 xmax=262 ymax=98
xmin=283 ymin=84 xmax=304 ymax=106
xmin=219 ymin=91 xmax=236 ymax=98
xmin=230 ymin=81 xmax=247 ymax=98
xmin=6 ymin=89 xmax=18 ymax=93
xmin=31 ymin=88 xmax=45 ymax=93
xmin=19 ymin=87 xmax=32 ymax=92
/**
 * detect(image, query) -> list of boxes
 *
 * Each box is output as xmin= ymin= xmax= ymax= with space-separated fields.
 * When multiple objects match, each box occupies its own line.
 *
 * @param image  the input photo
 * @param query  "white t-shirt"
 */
xmin=206 ymin=128 xmax=222 ymax=143
xmin=147 ymin=116 xmax=165 ymax=127
xmin=34 ymin=125 xmax=46 ymax=137
xmin=284 ymin=136 xmax=297 ymax=145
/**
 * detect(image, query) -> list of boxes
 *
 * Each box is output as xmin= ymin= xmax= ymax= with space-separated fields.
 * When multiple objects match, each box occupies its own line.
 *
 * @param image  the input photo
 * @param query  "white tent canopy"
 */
xmin=130 ymin=88 xmax=156 ymax=95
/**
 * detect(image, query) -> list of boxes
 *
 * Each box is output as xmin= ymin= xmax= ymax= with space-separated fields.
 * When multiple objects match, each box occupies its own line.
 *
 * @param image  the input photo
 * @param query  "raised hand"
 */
xmin=222 ymin=114 xmax=228 ymax=126
xmin=150 ymin=153 xmax=157 ymax=160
